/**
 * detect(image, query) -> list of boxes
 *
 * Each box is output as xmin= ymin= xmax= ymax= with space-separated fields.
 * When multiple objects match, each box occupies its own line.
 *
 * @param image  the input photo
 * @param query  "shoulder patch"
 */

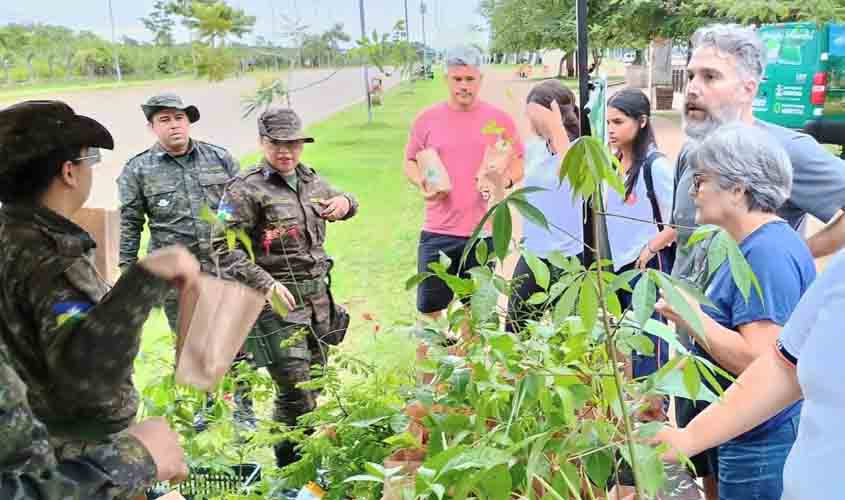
xmin=53 ymin=301 xmax=94 ymax=328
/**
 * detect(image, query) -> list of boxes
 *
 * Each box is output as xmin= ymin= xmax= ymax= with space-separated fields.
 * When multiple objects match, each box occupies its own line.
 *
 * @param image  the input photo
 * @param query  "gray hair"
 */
xmin=689 ymin=123 xmax=792 ymax=213
xmin=444 ymin=45 xmax=483 ymax=73
xmin=691 ymin=23 xmax=767 ymax=82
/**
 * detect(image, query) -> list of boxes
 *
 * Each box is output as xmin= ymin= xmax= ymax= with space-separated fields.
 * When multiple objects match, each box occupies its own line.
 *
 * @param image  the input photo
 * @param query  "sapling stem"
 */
xmin=591 ymin=199 xmax=646 ymax=500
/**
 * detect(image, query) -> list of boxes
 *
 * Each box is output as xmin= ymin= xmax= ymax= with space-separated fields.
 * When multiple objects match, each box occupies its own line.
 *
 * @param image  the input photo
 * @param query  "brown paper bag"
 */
xmin=69 ymin=207 xmax=120 ymax=284
xmin=477 ymin=140 xmax=513 ymax=233
xmin=416 ymin=148 xmax=451 ymax=193
xmin=175 ymin=274 xmax=265 ymax=391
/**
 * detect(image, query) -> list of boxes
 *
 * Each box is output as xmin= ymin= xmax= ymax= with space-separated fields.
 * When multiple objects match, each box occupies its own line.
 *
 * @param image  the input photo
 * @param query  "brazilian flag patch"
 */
xmin=53 ymin=301 xmax=94 ymax=327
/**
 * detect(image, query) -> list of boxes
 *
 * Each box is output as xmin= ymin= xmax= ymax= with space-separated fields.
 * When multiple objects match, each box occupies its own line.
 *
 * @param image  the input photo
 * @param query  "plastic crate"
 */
xmin=147 ymin=463 xmax=261 ymax=500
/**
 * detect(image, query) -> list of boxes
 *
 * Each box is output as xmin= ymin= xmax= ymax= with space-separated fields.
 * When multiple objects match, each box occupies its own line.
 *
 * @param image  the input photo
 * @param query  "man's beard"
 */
xmin=683 ymin=99 xmax=742 ymax=140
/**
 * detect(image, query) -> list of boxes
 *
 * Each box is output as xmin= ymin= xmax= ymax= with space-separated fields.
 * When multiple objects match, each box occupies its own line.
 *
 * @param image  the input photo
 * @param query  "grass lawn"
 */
xmin=0 ymin=75 xmax=193 ymax=103
xmin=135 ymin=77 xmax=444 ymax=393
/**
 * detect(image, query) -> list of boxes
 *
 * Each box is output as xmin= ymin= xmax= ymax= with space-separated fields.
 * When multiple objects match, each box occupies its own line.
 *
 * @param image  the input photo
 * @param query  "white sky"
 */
xmin=1 ymin=0 xmax=489 ymax=49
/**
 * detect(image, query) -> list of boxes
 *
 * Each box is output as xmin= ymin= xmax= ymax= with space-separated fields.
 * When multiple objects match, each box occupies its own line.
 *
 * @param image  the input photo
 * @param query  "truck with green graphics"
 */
xmin=754 ymin=22 xmax=845 ymax=151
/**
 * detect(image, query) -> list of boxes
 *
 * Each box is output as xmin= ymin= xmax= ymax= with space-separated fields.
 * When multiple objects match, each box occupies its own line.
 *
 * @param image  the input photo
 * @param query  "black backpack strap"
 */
xmin=642 ymin=151 xmax=665 ymax=231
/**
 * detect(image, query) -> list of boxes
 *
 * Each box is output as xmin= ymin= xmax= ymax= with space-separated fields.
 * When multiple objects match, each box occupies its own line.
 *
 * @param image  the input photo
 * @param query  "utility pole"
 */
xmin=576 ymin=0 xmax=593 ymax=266
xmin=359 ymin=0 xmax=373 ymax=123
xmin=420 ymin=2 xmax=427 ymax=48
xmin=269 ymin=0 xmax=279 ymax=71
xmin=107 ymin=0 xmax=122 ymax=81
xmin=404 ymin=0 xmax=410 ymax=41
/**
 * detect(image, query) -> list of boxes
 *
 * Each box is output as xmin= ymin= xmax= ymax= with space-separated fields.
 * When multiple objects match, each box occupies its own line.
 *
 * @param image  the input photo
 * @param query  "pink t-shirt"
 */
xmin=405 ymin=100 xmax=523 ymax=237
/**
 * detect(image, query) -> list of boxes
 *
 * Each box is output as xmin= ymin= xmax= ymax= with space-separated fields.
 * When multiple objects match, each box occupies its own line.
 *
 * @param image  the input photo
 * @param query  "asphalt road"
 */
xmin=17 ymin=67 xmax=399 ymax=208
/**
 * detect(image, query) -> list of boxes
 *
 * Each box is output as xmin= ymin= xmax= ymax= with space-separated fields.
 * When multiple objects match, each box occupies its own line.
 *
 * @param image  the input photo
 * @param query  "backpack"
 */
xmin=642 ymin=151 xmax=676 ymax=274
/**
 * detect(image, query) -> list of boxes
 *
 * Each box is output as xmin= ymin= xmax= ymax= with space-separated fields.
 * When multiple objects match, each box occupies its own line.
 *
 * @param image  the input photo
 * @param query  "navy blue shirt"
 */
xmin=695 ymin=220 xmax=816 ymax=440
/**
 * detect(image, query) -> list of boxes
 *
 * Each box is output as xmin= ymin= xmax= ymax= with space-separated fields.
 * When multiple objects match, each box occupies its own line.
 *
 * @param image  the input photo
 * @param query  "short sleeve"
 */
xmin=500 ymin=112 xmax=524 ymax=157
xmin=730 ymin=244 xmax=807 ymax=329
xmin=405 ymin=113 xmax=427 ymax=161
xmin=779 ymin=251 xmax=845 ymax=363
xmin=785 ymin=134 xmax=845 ymax=223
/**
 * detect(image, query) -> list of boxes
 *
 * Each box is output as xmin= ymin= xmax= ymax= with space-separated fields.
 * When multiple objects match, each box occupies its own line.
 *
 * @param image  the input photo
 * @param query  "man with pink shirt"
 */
xmin=404 ymin=45 xmax=524 ymax=318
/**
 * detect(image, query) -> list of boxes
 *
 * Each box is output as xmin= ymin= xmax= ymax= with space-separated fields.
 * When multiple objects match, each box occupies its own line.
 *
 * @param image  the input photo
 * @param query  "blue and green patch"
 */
xmin=53 ymin=301 xmax=94 ymax=327
xmin=217 ymin=203 xmax=234 ymax=222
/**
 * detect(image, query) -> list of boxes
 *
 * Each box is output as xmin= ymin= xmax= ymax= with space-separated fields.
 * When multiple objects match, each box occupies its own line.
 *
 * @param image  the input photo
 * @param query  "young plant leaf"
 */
xmin=492 ymin=204 xmax=513 ymax=262
xmin=682 ymin=357 xmax=702 ymax=400
xmin=199 ymin=204 xmax=219 ymax=227
xmin=438 ymin=250 xmax=452 ymax=271
xmin=509 ymin=196 xmax=550 ymax=232
xmin=632 ymin=274 xmax=657 ymax=326
xmin=527 ymin=292 xmax=548 ymax=305
xmin=654 ymin=271 xmax=705 ymax=339
xmin=474 ymin=238 xmax=489 ymax=266
xmin=225 ymin=229 xmax=237 ymax=252
xmin=270 ymin=289 xmax=289 ymax=317
xmin=405 ymin=272 xmax=432 ymax=291
xmin=585 ymin=449 xmax=614 ymax=487
xmin=579 ymin=274 xmax=599 ymax=334
xmin=236 ymin=229 xmax=256 ymax=262
xmin=553 ymin=277 xmax=582 ymax=323
xmin=523 ymin=251 xmax=551 ymax=290
xmin=686 ymin=224 xmax=720 ymax=247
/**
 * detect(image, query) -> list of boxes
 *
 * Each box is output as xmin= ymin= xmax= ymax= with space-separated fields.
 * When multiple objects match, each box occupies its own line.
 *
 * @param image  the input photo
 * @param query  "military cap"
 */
xmin=141 ymin=93 xmax=200 ymax=123
xmin=258 ymin=107 xmax=314 ymax=143
xmin=0 ymin=100 xmax=113 ymax=174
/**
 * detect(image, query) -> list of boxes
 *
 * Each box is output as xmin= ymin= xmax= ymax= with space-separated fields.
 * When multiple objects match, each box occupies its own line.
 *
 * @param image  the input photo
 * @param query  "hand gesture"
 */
xmin=267 ymin=281 xmax=296 ymax=312
xmin=139 ymin=246 xmax=200 ymax=291
xmin=318 ymin=195 xmax=351 ymax=221
xmin=654 ymin=287 xmax=703 ymax=334
xmin=126 ymin=417 xmax=188 ymax=483
xmin=420 ymin=180 xmax=448 ymax=201
xmin=527 ymin=100 xmax=563 ymax=140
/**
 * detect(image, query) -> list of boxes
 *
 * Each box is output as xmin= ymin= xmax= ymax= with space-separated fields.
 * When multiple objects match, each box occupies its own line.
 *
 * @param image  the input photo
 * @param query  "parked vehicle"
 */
xmin=754 ymin=22 xmax=845 ymax=150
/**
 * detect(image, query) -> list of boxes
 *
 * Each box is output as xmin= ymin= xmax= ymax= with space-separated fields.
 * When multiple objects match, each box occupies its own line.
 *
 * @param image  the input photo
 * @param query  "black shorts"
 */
xmin=416 ymin=231 xmax=492 ymax=314
xmin=675 ymin=396 xmax=718 ymax=477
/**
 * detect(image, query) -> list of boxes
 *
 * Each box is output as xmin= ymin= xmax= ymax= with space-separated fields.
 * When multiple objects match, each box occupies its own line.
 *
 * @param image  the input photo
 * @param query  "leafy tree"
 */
xmin=189 ymin=0 xmax=255 ymax=49
xmin=141 ymin=0 xmax=176 ymax=47
xmin=690 ymin=0 xmax=845 ymax=24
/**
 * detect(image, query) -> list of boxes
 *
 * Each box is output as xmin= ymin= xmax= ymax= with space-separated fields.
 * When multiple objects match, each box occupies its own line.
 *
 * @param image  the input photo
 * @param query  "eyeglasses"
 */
xmin=72 ymin=149 xmax=102 ymax=165
xmin=262 ymin=137 xmax=304 ymax=152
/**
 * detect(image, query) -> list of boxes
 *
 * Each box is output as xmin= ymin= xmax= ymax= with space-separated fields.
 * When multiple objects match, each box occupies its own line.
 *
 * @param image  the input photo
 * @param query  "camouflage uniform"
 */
xmin=118 ymin=94 xmax=239 ymax=330
xmin=218 ymin=158 xmax=358 ymax=425
xmin=0 ymin=204 xmax=171 ymax=469
xmin=1 ymin=341 xmax=156 ymax=500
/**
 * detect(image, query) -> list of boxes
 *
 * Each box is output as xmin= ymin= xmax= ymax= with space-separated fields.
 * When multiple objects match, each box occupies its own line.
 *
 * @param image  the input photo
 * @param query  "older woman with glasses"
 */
xmin=655 ymin=124 xmax=816 ymax=500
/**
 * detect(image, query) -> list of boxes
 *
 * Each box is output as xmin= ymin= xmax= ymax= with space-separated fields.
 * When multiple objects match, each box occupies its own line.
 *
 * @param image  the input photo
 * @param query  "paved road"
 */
xmin=21 ymin=67 xmax=399 ymax=208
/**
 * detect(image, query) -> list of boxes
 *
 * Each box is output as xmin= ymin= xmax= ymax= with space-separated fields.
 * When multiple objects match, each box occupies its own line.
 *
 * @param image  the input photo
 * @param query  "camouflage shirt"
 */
xmin=118 ymin=139 xmax=240 ymax=268
xmin=0 ymin=204 xmax=170 ymax=446
xmin=0 ymin=342 xmax=156 ymax=499
xmin=216 ymin=161 xmax=358 ymax=291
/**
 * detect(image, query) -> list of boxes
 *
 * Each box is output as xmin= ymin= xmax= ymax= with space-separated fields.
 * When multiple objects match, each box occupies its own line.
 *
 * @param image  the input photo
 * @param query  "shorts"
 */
xmin=416 ymin=230 xmax=492 ymax=314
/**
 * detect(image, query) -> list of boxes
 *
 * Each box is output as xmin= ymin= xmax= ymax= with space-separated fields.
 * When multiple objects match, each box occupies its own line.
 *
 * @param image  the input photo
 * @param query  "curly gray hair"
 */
xmin=688 ymin=123 xmax=792 ymax=213
xmin=691 ymin=23 xmax=767 ymax=82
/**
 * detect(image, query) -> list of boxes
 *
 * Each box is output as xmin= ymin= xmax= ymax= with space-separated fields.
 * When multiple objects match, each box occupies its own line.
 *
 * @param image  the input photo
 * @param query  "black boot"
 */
xmin=274 ymin=440 xmax=302 ymax=468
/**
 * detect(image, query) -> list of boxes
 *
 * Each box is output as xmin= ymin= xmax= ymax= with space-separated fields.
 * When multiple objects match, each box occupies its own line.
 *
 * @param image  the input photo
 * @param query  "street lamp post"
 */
xmin=359 ymin=0 xmax=373 ymax=123
xmin=107 ymin=0 xmax=122 ymax=81
xmin=404 ymin=0 xmax=411 ymax=41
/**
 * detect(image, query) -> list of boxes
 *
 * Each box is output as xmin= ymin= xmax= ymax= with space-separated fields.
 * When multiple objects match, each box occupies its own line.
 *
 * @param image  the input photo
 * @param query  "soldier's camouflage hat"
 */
xmin=0 ymin=100 xmax=113 ymax=174
xmin=258 ymin=107 xmax=314 ymax=143
xmin=141 ymin=93 xmax=200 ymax=123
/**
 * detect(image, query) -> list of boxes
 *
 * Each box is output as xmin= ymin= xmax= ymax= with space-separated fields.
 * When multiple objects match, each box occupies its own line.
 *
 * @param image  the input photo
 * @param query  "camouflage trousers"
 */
xmin=259 ymin=290 xmax=332 ymax=427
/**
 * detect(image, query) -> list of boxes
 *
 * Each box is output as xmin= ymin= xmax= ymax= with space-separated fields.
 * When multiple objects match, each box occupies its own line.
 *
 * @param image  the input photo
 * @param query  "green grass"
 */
xmin=0 ymin=74 xmax=192 ymax=103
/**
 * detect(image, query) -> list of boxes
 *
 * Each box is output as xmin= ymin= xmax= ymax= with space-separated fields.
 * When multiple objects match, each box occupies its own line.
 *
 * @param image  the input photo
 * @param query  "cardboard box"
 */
xmin=70 ymin=207 xmax=120 ymax=284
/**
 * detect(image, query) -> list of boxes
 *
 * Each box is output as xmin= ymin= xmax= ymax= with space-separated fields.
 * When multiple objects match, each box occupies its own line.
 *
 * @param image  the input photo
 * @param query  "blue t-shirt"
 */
xmin=695 ymin=220 xmax=816 ymax=440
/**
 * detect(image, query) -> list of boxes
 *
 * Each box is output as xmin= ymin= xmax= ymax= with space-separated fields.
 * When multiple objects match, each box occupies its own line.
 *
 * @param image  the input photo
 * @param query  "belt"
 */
xmin=281 ymin=275 xmax=326 ymax=299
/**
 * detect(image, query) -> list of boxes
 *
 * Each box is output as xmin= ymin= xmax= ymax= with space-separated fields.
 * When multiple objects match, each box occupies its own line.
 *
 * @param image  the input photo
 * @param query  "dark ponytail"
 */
xmin=526 ymin=80 xmax=581 ymax=142
xmin=607 ymin=88 xmax=657 ymax=199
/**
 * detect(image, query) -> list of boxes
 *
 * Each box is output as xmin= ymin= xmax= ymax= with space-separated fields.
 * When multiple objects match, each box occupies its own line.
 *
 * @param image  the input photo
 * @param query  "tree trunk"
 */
xmin=590 ymin=48 xmax=603 ymax=74
xmin=3 ymin=61 xmax=10 ymax=86
xmin=565 ymin=52 xmax=575 ymax=78
xmin=651 ymin=37 xmax=673 ymax=86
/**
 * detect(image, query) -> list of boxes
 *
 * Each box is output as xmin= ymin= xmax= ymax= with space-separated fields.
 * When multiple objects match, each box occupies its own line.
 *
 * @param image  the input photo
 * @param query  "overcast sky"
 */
xmin=1 ymin=0 xmax=488 ymax=49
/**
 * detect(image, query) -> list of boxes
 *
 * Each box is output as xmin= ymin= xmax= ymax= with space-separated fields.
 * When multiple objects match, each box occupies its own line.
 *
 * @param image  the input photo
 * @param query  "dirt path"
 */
xmin=12 ymin=68 xmax=399 ymax=208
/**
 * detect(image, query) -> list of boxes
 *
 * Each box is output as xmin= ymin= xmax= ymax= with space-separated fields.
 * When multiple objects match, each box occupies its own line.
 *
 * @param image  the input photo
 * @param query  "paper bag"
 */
xmin=69 ymin=207 xmax=120 ymax=284
xmin=175 ymin=274 xmax=265 ymax=391
xmin=477 ymin=140 xmax=513 ymax=233
xmin=416 ymin=148 xmax=451 ymax=193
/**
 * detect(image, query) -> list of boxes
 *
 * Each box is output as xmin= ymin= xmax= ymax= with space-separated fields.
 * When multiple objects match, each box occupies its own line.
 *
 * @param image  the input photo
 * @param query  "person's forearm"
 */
xmin=649 ymin=228 xmax=676 ymax=252
xmin=507 ymin=155 xmax=524 ymax=184
xmin=683 ymin=349 xmax=801 ymax=456
xmin=806 ymin=211 xmax=845 ymax=258
xmin=692 ymin=314 xmax=758 ymax=376
xmin=404 ymin=159 xmax=423 ymax=188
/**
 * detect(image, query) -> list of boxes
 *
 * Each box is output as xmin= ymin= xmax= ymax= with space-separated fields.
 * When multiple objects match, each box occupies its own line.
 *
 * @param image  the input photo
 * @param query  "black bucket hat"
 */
xmin=0 ymin=100 xmax=113 ymax=175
